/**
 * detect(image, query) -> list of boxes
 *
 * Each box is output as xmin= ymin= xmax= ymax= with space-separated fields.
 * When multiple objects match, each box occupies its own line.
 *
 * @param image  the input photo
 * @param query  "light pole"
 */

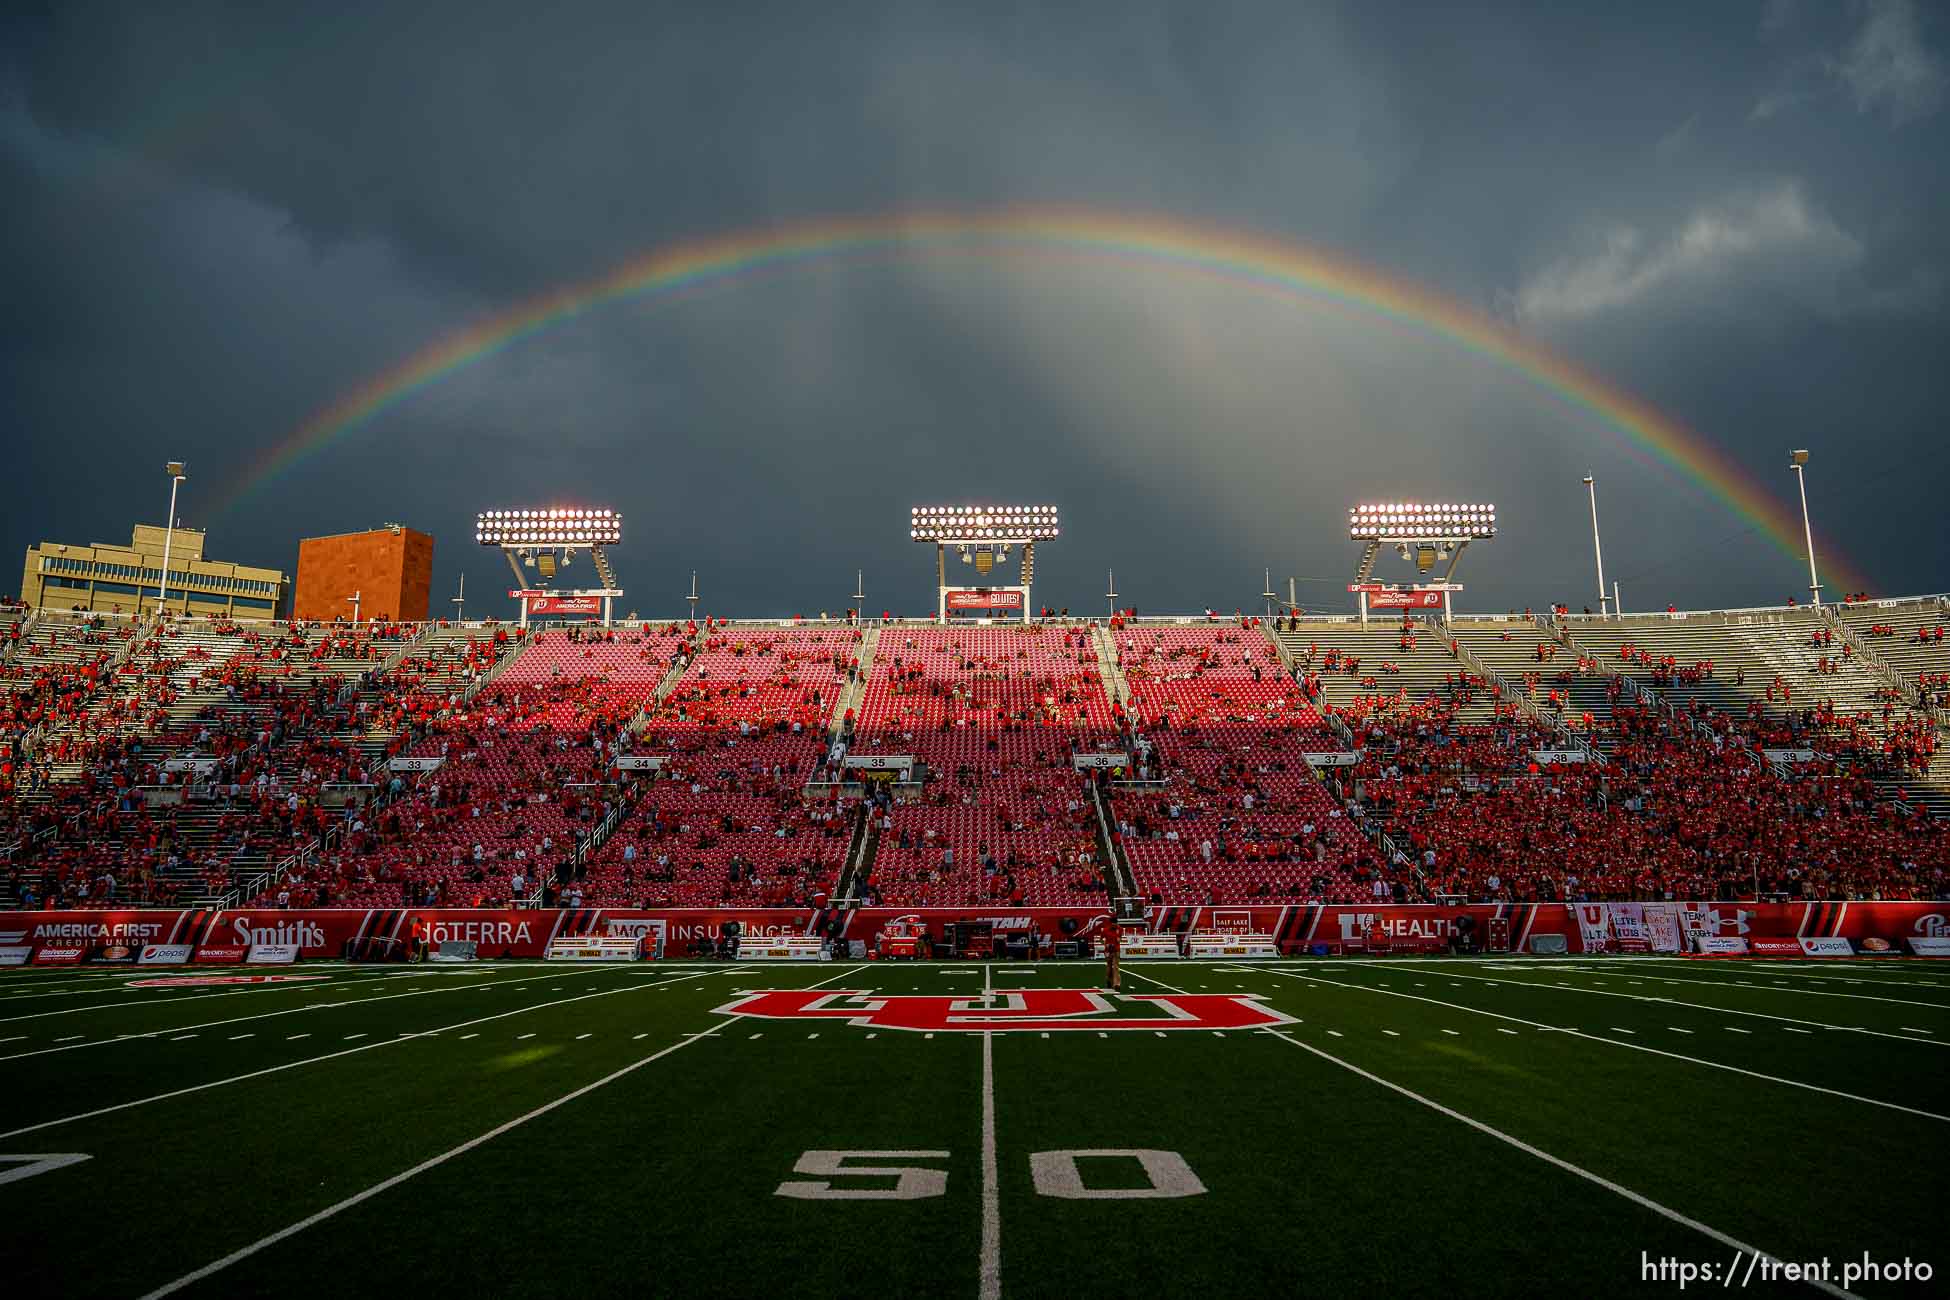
xmin=1582 ymin=475 xmax=1608 ymax=618
xmin=1788 ymin=450 xmax=1820 ymax=607
xmin=156 ymin=461 xmax=187 ymax=616
xmin=451 ymin=572 xmax=466 ymax=623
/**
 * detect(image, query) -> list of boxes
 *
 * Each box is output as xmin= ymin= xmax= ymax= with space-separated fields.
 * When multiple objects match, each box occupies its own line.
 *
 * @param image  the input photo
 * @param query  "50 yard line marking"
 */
xmin=136 ymin=964 xmax=866 ymax=1300
xmin=979 ymin=955 xmax=1002 ymax=1300
xmin=980 ymin=1030 xmax=1001 ymax=1300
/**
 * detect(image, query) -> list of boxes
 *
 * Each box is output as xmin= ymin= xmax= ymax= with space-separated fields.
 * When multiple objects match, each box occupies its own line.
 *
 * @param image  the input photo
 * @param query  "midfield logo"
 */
xmin=713 ymin=989 xmax=1296 ymax=1034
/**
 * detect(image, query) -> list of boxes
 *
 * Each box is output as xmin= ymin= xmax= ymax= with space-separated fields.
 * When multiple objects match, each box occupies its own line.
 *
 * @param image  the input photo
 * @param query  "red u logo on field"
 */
xmin=713 ymin=989 xmax=1295 ymax=1033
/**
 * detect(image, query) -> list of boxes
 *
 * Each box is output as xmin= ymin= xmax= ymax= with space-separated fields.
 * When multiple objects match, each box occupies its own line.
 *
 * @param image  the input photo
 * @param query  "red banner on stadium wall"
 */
xmin=1747 ymin=939 xmax=1805 ymax=957
xmin=945 ymin=589 xmax=1024 ymax=610
xmin=528 ymin=596 xmax=601 ymax=615
xmin=0 ymin=910 xmax=192 ymax=954
xmin=4 ymin=902 xmax=1945 ymax=962
xmin=1368 ymin=590 xmax=1445 ymax=610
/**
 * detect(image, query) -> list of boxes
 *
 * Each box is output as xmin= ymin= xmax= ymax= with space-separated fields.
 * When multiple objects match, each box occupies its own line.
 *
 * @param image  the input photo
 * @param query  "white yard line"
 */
xmin=0 ymin=970 xmax=720 ymax=1141
xmin=1377 ymin=963 xmax=1948 ymax=1048
xmin=1251 ymin=968 xmax=1949 ymax=1125
xmin=140 ymin=1028 xmax=723 ymax=1299
xmin=0 ymin=967 xmax=622 ymax=1064
xmin=1621 ymin=959 xmax=1950 ymax=993
xmin=1261 ymin=1028 xmax=1858 ymax=1300
xmin=137 ymin=959 xmax=878 ymax=1300
xmin=1431 ymin=964 xmax=1950 ymax=1012
xmin=0 ymin=982 xmax=198 ymax=1005
xmin=979 ymin=1030 xmax=1001 ymax=1300
xmin=0 ymin=984 xmax=343 ymax=1025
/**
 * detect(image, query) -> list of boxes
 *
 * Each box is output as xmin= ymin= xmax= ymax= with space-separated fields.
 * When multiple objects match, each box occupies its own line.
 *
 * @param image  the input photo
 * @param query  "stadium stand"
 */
xmin=4 ymin=600 xmax=1947 ymax=912
xmin=1108 ymin=619 xmax=1387 ymax=905
xmin=581 ymin=623 xmax=860 ymax=907
xmin=849 ymin=623 xmax=1118 ymax=906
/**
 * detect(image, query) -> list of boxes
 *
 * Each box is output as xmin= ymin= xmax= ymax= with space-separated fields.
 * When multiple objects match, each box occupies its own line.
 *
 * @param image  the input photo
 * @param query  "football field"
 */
xmin=3 ymin=956 xmax=1947 ymax=1298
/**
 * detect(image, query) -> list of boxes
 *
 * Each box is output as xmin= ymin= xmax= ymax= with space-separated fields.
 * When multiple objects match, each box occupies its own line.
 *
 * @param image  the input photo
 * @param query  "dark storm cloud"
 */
xmin=3 ymin=0 xmax=1946 ymax=618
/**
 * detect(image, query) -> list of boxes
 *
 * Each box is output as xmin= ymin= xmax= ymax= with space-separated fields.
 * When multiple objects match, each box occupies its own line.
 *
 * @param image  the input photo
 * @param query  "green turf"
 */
xmin=2 ymin=957 xmax=1946 ymax=1297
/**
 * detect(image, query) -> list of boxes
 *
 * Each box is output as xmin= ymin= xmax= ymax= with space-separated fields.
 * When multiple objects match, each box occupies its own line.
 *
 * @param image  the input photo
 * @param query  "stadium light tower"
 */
xmin=1347 ymin=501 xmax=1498 ymax=623
xmin=476 ymin=507 xmax=624 ymax=627
xmin=1583 ymin=475 xmax=1608 ymax=618
xmin=1788 ymin=450 xmax=1820 ymax=607
xmin=156 ymin=461 xmax=187 ymax=615
xmin=910 ymin=505 xmax=1059 ymax=624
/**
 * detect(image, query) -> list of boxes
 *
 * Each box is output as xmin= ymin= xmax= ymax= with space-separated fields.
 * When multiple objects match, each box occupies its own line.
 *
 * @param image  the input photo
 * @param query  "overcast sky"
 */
xmin=3 ymin=0 xmax=1945 ymax=618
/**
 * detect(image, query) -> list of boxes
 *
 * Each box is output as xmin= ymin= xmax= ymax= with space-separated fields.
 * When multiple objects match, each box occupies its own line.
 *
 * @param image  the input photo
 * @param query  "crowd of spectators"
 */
xmin=7 ymin=601 xmax=1948 ymax=915
xmin=1352 ymin=699 xmax=1949 ymax=902
xmin=851 ymin=624 xmax=1117 ymax=905
xmin=1110 ymin=621 xmax=1392 ymax=904
xmin=581 ymin=623 xmax=861 ymax=907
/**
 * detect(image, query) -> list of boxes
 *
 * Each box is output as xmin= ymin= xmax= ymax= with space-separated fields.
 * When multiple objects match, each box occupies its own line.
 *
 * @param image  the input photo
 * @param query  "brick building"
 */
xmin=293 ymin=526 xmax=433 ymax=622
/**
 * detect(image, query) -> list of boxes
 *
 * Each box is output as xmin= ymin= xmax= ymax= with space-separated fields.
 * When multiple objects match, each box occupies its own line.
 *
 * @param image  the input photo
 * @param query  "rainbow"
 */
xmin=214 ymin=207 xmax=1868 ymax=593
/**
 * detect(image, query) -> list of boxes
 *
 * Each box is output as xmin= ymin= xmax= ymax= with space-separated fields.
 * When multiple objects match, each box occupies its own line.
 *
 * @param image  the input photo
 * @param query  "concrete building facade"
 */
xmin=20 ymin=525 xmax=287 ymax=617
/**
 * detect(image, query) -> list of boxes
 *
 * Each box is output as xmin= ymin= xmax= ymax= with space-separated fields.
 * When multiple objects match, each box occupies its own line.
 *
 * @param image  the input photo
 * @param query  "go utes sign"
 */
xmin=716 ymin=989 xmax=1294 ymax=1034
